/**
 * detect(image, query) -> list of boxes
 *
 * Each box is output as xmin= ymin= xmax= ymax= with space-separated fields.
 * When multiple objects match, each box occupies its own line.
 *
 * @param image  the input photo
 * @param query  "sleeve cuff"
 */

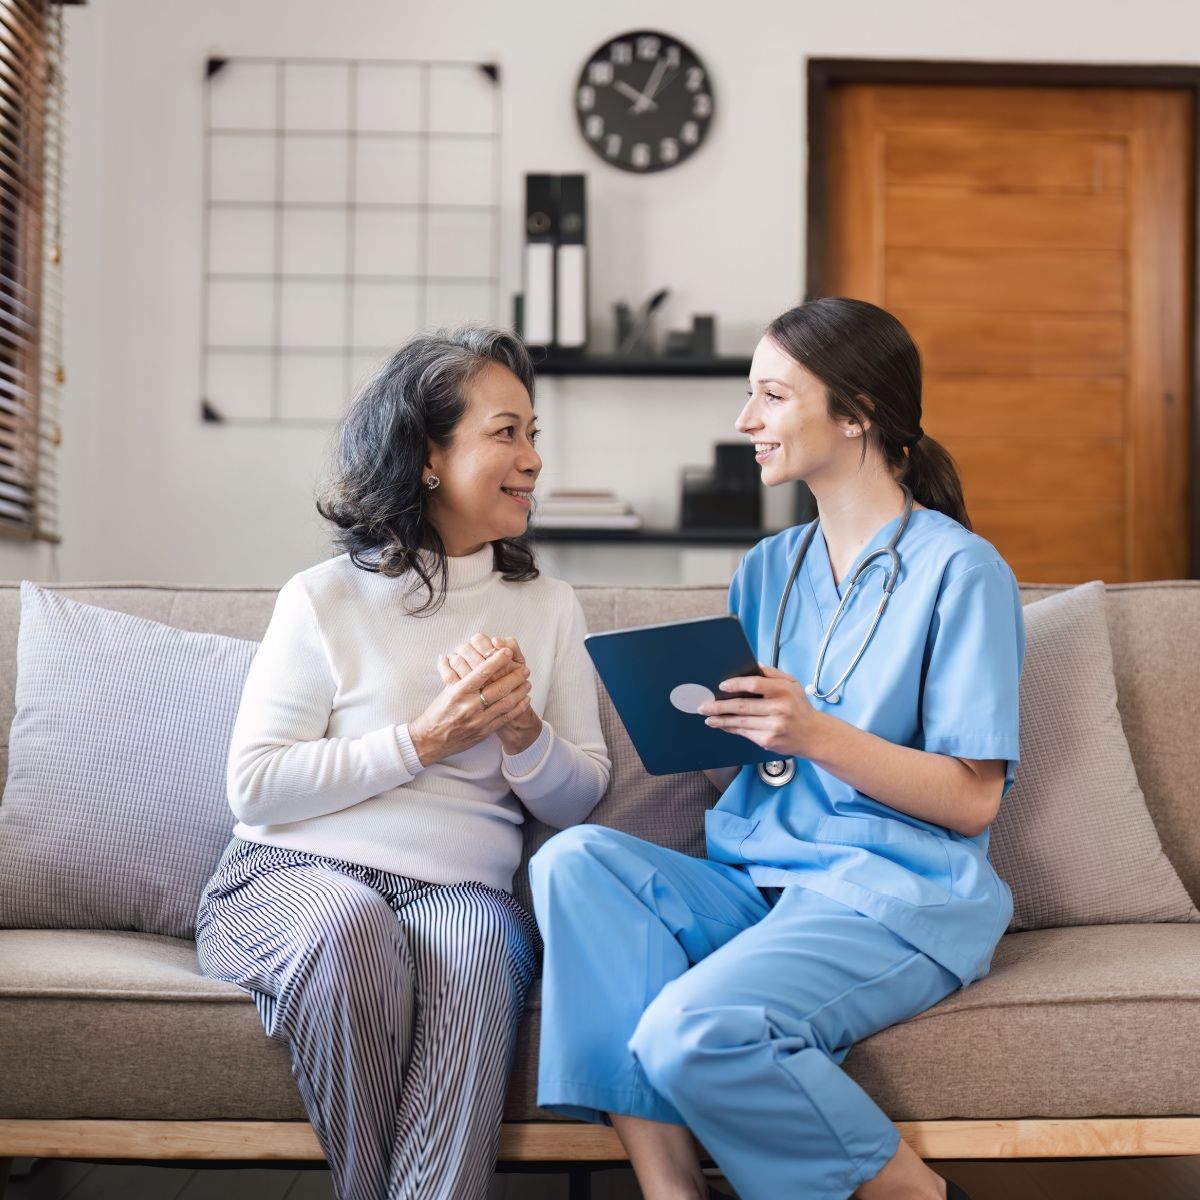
xmin=502 ymin=722 xmax=552 ymax=780
xmin=394 ymin=723 xmax=425 ymax=778
xmin=923 ymin=732 xmax=1020 ymax=764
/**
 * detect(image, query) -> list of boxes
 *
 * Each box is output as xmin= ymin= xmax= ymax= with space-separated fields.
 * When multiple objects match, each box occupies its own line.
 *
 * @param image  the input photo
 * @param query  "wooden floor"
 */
xmin=9 ymin=1156 xmax=1200 ymax=1199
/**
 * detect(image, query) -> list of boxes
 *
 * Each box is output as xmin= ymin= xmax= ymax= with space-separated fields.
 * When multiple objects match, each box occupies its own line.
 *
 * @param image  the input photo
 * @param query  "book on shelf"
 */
xmin=536 ymin=499 xmax=632 ymax=517
xmin=531 ymin=512 xmax=644 ymax=531
xmin=535 ymin=487 xmax=638 ymax=519
xmin=539 ymin=488 xmax=621 ymax=500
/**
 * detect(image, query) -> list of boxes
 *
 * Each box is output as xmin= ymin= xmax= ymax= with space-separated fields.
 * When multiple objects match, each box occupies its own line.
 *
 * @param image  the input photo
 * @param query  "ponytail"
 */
xmin=766 ymin=298 xmax=972 ymax=530
xmin=900 ymin=433 xmax=971 ymax=531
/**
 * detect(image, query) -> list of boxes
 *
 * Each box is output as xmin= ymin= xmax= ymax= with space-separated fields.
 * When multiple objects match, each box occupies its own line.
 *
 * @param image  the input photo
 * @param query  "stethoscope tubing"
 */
xmin=805 ymin=546 xmax=898 ymax=703
xmin=756 ymin=486 xmax=914 ymax=787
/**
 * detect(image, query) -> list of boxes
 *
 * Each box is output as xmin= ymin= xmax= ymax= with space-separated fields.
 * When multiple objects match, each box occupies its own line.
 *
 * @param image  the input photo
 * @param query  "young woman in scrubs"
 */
xmin=530 ymin=298 xmax=1023 ymax=1200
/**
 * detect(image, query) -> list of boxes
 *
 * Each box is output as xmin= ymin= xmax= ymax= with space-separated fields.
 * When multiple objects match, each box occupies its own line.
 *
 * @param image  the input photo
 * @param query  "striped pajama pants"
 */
xmin=195 ymin=838 xmax=539 ymax=1200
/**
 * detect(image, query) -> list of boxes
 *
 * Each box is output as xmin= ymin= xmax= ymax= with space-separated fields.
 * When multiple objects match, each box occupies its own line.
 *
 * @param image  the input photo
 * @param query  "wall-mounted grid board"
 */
xmin=200 ymin=56 xmax=502 ymax=426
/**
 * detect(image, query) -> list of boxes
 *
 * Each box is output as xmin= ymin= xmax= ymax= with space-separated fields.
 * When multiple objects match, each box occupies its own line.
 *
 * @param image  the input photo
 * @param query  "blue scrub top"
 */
xmin=707 ymin=508 xmax=1025 ymax=985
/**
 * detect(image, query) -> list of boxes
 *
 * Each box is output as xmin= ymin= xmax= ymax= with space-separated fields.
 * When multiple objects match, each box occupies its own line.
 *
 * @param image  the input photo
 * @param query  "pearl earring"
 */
xmin=425 ymin=475 xmax=440 ymax=490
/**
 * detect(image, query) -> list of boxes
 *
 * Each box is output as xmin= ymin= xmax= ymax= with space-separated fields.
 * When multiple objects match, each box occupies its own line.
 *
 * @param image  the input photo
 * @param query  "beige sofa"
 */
xmin=1 ymin=580 xmax=1199 ymax=1193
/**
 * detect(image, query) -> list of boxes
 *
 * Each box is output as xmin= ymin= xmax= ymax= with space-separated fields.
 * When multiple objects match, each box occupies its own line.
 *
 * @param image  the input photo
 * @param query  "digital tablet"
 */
xmin=585 ymin=614 xmax=777 ymax=776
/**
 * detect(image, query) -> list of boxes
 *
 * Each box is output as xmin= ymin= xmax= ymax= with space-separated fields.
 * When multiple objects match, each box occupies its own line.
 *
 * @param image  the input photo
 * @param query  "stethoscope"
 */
xmin=756 ymin=486 xmax=914 ymax=788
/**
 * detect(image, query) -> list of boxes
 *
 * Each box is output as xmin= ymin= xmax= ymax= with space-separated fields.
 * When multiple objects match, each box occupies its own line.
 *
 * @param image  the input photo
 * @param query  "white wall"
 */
xmin=38 ymin=0 xmax=1200 ymax=586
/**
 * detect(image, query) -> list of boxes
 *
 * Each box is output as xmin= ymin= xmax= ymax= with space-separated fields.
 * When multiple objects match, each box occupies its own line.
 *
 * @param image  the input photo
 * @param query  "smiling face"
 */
xmin=425 ymin=362 xmax=541 ymax=556
xmin=736 ymin=335 xmax=868 ymax=490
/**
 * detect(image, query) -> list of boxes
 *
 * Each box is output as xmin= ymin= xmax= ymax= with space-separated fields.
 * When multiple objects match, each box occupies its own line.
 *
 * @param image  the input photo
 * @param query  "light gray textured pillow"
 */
xmin=0 ymin=583 xmax=257 ymax=938
xmin=990 ymin=581 xmax=1199 ymax=930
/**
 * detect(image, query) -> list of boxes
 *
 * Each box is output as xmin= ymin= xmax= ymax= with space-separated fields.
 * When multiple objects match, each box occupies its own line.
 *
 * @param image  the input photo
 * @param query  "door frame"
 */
xmin=806 ymin=58 xmax=1200 ymax=578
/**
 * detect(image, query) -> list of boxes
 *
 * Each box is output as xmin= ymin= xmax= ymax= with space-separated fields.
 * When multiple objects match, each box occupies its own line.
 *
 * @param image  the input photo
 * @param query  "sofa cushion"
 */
xmin=0 ymin=929 xmax=303 ymax=1120
xmin=4 ymin=924 xmax=1197 ymax=1123
xmin=0 ymin=585 xmax=257 ymax=939
xmin=990 ymin=582 xmax=1199 ymax=930
xmin=506 ymin=922 xmax=1200 ymax=1123
xmin=1067 ymin=583 xmax=1200 ymax=908
xmin=843 ymin=922 xmax=1200 ymax=1121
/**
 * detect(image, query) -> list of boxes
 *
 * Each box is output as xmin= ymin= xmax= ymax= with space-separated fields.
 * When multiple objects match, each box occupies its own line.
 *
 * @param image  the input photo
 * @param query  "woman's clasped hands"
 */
xmin=443 ymin=634 xmax=544 ymax=756
xmin=408 ymin=633 xmax=542 ymax=767
xmin=698 ymin=664 xmax=827 ymax=759
xmin=407 ymin=635 xmax=537 ymax=766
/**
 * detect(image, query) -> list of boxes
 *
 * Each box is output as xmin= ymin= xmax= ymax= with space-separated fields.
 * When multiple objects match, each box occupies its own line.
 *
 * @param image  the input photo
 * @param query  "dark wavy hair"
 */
xmin=316 ymin=326 xmax=539 ymax=613
xmin=767 ymin=297 xmax=970 ymax=529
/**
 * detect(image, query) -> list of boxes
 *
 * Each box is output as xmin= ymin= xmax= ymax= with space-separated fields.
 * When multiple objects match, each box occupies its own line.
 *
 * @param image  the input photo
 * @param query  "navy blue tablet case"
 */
xmin=585 ymin=614 xmax=778 ymax=776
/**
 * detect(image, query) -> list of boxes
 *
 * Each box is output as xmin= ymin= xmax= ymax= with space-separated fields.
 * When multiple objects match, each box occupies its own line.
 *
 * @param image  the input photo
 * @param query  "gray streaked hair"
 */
xmin=315 ymin=325 xmax=538 ymax=613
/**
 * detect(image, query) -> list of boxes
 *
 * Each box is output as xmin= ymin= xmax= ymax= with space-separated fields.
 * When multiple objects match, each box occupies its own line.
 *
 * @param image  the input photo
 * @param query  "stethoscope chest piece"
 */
xmin=757 ymin=758 xmax=796 ymax=787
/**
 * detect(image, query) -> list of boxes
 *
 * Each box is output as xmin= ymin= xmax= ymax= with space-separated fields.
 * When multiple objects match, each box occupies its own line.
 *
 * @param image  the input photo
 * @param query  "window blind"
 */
xmin=0 ymin=0 xmax=64 ymax=541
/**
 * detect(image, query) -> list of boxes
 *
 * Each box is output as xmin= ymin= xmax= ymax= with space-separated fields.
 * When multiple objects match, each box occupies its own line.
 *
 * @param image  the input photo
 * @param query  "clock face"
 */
xmin=574 ymin=31 xmax=714 ymax=173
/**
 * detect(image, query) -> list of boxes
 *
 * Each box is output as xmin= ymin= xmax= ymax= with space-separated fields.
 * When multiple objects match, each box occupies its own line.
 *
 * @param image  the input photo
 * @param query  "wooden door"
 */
xmin=822 ymin=84 xmax=1193 ymax=582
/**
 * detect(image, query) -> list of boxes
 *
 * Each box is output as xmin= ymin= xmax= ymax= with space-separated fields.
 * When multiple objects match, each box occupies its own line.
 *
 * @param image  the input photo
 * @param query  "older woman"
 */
xmin=196 ymin=326 xmax=610 ymax=1200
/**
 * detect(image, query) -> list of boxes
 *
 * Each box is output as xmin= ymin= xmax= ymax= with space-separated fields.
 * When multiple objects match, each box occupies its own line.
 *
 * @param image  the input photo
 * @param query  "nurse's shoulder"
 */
xmin=909 ymin=508 xmax=1016 ymax=596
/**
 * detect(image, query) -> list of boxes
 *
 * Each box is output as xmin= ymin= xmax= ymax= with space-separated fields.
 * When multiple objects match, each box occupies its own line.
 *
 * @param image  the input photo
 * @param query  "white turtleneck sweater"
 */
xmin=226 ymin=547 xmax=611 ymax=892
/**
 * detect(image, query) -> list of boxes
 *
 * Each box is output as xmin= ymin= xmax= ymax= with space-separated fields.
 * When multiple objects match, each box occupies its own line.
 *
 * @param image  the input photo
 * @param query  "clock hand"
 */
xmin=642 ymin=56 xmax=670 ymax=102
xmin=613 ymin=79 xmax=658 ymax=113
xmin=654 ymin=64 xmax=685 ymax=98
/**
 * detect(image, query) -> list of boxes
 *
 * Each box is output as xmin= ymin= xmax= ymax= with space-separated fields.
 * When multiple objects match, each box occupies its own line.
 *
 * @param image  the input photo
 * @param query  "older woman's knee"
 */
xmin=292 ymin=877 xmax=397 ymax=962
xmin=418 ymin=885 xmax=535 ymax=992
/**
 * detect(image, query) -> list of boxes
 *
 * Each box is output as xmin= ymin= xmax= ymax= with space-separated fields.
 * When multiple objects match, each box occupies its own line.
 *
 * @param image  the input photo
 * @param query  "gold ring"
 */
xmin=479 ymin=689 xmax=490 ymax=709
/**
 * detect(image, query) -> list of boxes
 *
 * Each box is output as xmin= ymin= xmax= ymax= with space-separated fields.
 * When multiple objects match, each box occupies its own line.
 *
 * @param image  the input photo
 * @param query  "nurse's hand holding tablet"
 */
xmin=530 ymin=297 xmax=1022 ymax=1200
xmin=698 ymin=663 xmax=822 ymax=752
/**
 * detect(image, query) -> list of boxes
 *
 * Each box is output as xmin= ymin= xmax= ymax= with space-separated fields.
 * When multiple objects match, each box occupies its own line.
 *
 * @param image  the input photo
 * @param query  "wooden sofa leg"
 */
xmin=567 ymin=1165 xmax=591 ymax=1200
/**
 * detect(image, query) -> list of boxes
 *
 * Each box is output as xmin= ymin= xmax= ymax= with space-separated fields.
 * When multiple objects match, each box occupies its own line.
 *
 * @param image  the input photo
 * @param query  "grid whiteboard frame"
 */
xmin=200 ymin=55 xmax=502 ymax=427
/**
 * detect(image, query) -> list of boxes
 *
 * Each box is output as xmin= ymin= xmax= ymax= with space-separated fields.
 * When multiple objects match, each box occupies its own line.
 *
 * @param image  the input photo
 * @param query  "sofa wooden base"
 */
xmin=2 ymin=1117 xmax=1200 ymax=1163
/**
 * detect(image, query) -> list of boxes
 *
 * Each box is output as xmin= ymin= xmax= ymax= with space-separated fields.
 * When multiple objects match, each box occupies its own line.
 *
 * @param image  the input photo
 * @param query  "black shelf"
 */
xmin=530 ymin=526 xmax=777 ymax=546
xmin=530 ymin=353 xmax=752 ymax=378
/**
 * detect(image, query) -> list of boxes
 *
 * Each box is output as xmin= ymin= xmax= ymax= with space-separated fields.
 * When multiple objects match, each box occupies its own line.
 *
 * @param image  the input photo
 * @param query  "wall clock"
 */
xmin=574 ymin=31 xmax=714 ymax=173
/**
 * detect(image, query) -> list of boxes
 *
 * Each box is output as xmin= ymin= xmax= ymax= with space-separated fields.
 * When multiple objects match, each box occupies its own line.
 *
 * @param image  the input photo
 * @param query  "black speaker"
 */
xmin=680 ymin=443 xmax=763 ymax=530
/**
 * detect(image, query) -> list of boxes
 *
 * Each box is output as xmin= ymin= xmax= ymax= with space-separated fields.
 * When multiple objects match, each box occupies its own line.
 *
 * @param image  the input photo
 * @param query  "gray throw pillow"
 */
xmin=990 ymin=581 xmax=1199 ymax=930
xmin=0 ymin=583 xmax=257 ymax=938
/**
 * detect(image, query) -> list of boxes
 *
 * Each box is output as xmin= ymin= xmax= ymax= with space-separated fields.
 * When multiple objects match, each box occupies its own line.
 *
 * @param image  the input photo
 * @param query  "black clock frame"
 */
xmin=574 ymin=30 xmax=714 ymax=174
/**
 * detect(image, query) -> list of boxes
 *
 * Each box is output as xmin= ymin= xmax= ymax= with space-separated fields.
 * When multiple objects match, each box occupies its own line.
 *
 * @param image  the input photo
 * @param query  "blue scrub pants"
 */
xmin=530 ymin=826 xmax=959 ymax=1200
